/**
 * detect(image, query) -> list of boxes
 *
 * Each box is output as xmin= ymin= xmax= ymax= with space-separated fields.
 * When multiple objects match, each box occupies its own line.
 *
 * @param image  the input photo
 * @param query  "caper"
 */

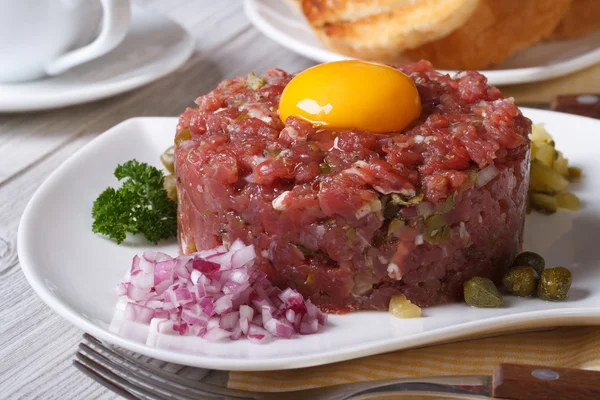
xmin=538 ymin=267 xmax=572 ymax=301
xmin=463 ymin=277 xmax=503 ymax=308
xmin=503 ymin=267 xmax=538 ymax=297
xmin=512 ymin=251 xmax=545 ymax=276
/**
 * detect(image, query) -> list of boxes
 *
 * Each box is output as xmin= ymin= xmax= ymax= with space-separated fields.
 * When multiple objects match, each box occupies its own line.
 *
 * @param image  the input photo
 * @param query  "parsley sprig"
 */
xmin=92 ymin=160 xmax=177 ymax=244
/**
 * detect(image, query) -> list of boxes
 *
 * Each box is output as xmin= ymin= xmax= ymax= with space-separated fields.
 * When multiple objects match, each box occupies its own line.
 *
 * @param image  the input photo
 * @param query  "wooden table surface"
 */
xmin=1 ymin=1 xmax=598 ymax=398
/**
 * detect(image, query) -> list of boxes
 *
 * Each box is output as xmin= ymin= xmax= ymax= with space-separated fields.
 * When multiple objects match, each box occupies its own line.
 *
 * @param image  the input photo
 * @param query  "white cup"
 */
xmin=0 ymin=0 xmax=131 ymax=83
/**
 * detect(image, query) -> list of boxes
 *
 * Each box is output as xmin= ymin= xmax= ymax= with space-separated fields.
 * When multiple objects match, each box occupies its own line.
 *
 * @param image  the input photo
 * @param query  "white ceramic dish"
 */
xmin=0 ymin=6 xmax=193 ymax=113
xmin=244 ymin=0 xmax=600 ymax=86
xmin=18 ymin=109 xmax=600 ymax=371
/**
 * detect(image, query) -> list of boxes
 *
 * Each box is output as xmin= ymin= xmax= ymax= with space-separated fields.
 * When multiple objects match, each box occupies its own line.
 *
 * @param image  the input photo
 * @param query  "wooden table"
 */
xmin=1 ymin=1 xmax=598 ymax=398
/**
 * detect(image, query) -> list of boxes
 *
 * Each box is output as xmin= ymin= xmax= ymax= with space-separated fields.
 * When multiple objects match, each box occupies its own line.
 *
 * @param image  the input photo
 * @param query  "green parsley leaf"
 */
xmin=92 ymin=160 xmax=177 ymax=244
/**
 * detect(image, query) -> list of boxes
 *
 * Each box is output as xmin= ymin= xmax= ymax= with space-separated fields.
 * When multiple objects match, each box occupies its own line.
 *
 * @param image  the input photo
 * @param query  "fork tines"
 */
xmin=74 ymin=334 xmax=254 ymax=400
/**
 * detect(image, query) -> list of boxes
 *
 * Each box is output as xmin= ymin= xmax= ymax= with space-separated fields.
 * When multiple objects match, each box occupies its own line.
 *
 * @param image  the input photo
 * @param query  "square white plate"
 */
xmin=18 ymin=110 xmax=600 ymax=371
xmin=244 ymin=0 xmax=600 ymax=86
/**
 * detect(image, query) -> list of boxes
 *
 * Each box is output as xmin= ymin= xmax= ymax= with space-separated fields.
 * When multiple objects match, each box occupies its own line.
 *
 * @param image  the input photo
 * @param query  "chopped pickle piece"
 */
xmin=503 ymin=267 xmax=538 ymax=297
xmin=568 ymin=167 xmax=582 ymax=182
xmin=463 ymin=277 xmax=503 ymax=308
xmin=232 ymin=112 xmax=250 ymax=123
xmin=387 ymin=218 xmax=405 ymax=238
xmin=530 ymin=192 xmax=557 ymax=215
xmin=381 ymin=193 xmax=421 ymax=220
xmin=160 ymin=146 xmax=175 ymax=174
xmin=530 ymin=124 xmax=554 ymax=144
xmin=345 ymin=226 xmax=357 ymax=241
xmin=304 ymin=271 xmax=315 ymax=285
xmin=529 ymin=159 xmax=569 ymax=194
xmin=538 ymin=267 xmax=572 ymax=301
xmin=175 ymin=128 xmax=191 ymax=146
xmin=246 ymin=72 xmax=266 ymax=90
xmin=319 ymin=162 xmax=331 ymax=174
xmin=530 ymin=142 xmax=538 ymax=159
xmin=441 ymin=191 xmax=457 ymax=213
xmin=555 ymin=191 xmax=580 ymax=211
xmin=163 ymin=174 xmax=177 ymax=202
xmin=389 ymin=294 xmax=422 ymax=318
xmin=553 ymin=151 xmax=569 ymax=177
xmin=534 ymin=144 xmax=555 ymax=167
xmin=425 ymin=214 xmax=450 ymax=244
xmin=512 ymin=251 xmax=545 ymax=276
xmin=389 ymin=192 xmax=424 ymax=207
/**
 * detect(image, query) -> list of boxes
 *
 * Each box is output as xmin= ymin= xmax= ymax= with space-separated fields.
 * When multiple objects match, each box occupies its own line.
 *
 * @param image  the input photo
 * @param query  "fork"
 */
xmin=74 ymin=334 xmax=600 ymax=400
xmin=74 ymin=334 xmax=492 ymax=400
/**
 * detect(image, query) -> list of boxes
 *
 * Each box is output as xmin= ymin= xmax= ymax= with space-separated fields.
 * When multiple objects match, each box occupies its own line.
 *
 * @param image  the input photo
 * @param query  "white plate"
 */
xmin=18 ymin=109 xmax=600 ymax=371
xmin=0 ymin=6 xmax=193 ymax=113
xmin=244 ymin=0 xmax=600 ymax=86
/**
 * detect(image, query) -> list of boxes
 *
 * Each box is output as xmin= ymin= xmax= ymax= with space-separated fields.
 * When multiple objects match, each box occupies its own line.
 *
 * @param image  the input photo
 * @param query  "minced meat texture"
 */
xmin=174 ymin=60 xmax=531 ymax=312
xmin=177 ymin=60 xmax=530 ymax=204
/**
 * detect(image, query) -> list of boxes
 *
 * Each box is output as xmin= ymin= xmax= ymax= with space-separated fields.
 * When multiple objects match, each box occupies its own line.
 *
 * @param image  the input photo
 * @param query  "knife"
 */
xmin=519 ymin=93 xmax=600 ymax=119
xmin=278 ymin=363 xmax=600 ymax=400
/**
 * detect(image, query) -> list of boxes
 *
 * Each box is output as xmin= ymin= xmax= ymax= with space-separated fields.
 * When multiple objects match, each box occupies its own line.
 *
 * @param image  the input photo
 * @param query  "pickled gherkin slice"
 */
xmin=555 ymin=191 xmax=580 ymax=211
xmin=568 ymin=167 xmax=582 ymax=182
xmin=389 ymin=294 xmax=421 ymax=318
xmin=529 ymin=160 xmax=569 ymax=194
xmin=552 ymin=151 xmax=569 ymax=177
xmin=530 ymin=124 xmax=554 ymax=144
xmin=534 ymin=144 xmax=555 ymax=167
xmin=530 ymin=192 xmax=557 ymax=215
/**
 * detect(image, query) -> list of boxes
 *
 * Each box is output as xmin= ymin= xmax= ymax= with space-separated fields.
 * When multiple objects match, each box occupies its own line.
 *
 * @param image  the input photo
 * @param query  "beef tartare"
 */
xmin=174 ymin=60 xmax=531 ymax=313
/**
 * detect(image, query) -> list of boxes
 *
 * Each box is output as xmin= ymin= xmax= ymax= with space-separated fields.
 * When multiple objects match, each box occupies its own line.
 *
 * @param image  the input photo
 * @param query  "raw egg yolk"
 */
xmin=278 ymin=60 xmax=421 ymax=133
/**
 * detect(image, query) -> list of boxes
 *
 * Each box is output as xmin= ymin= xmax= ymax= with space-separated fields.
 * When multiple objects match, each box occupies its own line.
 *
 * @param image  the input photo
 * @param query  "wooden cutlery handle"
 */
xmin=551 ymin=94 xmax=600 ymax=119
xmin=492 ymin=363 xmax=600 ymax=400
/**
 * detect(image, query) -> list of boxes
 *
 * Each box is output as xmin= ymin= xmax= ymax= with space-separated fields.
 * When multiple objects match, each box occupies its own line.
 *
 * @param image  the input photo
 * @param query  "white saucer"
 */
xmin=244 ymin=0 xmax=600 ymax=86
xmin=0 ymin=6 xmax=194 ymax=113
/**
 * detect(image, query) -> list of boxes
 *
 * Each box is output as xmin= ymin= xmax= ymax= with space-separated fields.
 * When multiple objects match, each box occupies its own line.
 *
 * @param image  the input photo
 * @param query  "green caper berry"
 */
xmin=538 ymin=267 xmax=572 ymax=301
xmin=463 ymin=277 xmax=503 ymax=308
xmin=512 ymin=251 xmax=545 ymax=276
xmin=503 ymin=266 xmax=538 ymax=297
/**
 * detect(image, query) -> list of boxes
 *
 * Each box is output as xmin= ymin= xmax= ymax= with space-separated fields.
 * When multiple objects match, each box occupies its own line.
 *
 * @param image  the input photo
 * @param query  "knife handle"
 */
xmin=551 ymin=94 xmax=600 ymax=119
xmin=492 ymin=363 xmax=600 ymax=400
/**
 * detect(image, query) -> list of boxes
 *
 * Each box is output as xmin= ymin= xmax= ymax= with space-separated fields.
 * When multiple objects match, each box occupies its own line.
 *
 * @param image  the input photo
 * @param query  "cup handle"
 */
xmin=44 ymin=0 xmax=131 ymax=76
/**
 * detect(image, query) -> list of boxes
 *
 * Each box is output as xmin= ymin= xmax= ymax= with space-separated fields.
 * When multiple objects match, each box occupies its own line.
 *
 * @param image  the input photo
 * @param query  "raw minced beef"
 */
xmin=174 ymin=60 xmax=531 ymax=313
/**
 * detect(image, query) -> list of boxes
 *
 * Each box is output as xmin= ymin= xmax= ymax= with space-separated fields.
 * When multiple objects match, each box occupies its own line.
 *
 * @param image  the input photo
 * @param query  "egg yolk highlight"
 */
xmin=278 ymin=60 xmax=421 ymax=133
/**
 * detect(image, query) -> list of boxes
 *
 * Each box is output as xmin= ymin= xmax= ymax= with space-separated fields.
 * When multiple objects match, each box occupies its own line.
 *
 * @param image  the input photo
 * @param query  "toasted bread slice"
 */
xmin=304 ymin=0 xmax=481 ymax=61
xmin=302 ymin=0 xmax=430 ymax=26
xmin=404 ymin=0 xmax=572 ymax=69
xmin=547 ymin=0 xmax=600 ymax=40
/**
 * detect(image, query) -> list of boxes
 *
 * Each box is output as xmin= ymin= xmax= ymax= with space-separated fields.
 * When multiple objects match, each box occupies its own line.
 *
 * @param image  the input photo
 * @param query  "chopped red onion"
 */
xmin=124 ymin=303 xmax=155 ymax=324
xmin=116 ymin=239 xmax=326 ymax=344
